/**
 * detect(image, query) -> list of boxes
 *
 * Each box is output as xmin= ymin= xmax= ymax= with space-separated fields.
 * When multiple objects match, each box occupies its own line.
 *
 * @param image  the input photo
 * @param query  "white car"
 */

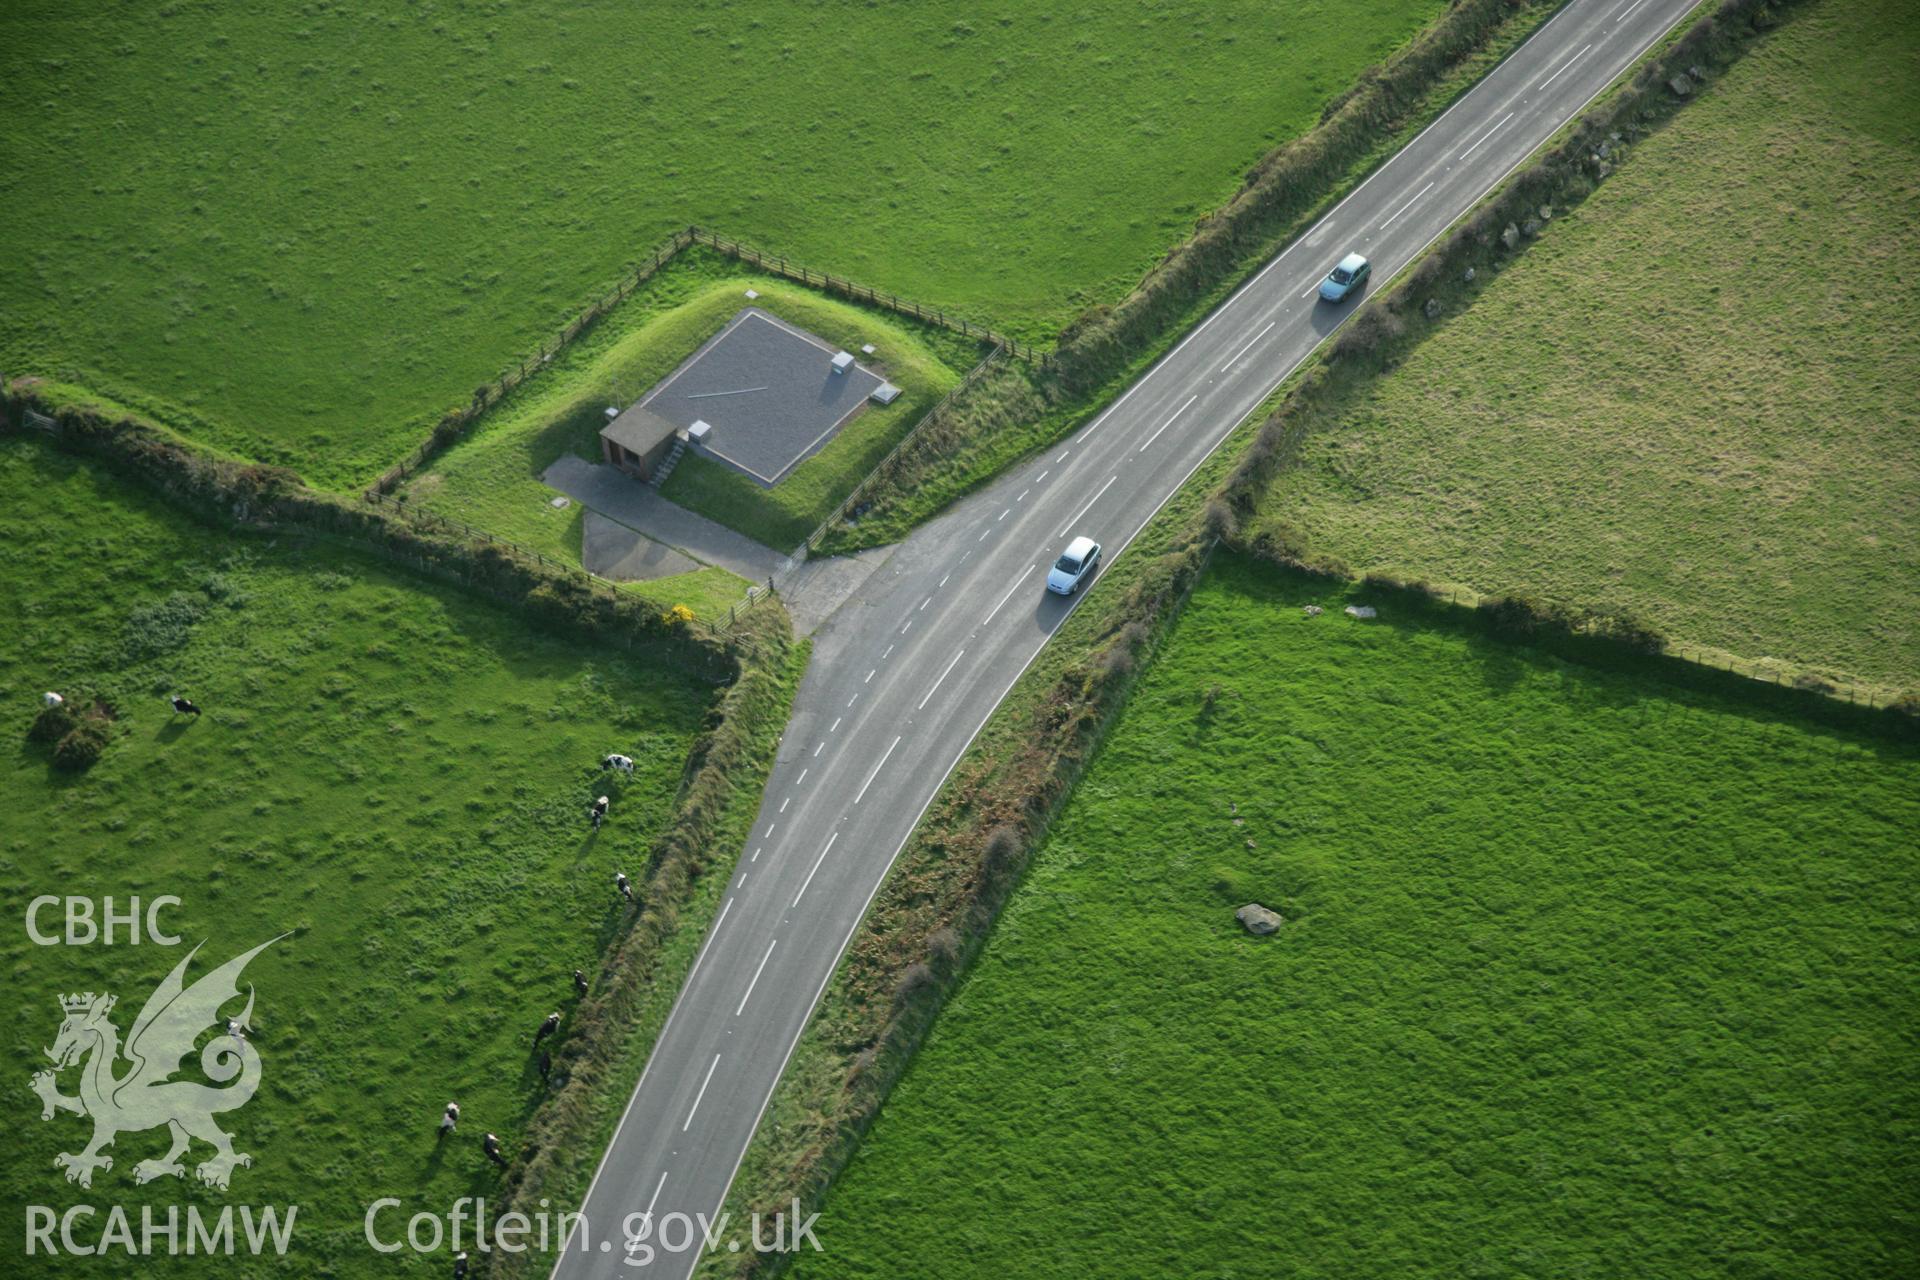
xmin=1047 ymin=536 xmax=1102 ymax=595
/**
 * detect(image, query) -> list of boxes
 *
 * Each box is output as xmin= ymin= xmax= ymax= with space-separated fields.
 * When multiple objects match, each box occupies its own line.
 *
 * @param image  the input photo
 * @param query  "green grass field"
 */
xmin=796 ymin=552 xmax=1920 ymax=1280
xmin=404 ymin=253 xmax=970 ymax=557
xmin=0 ymin=0 xmax=1446 ymax=487
xmin=0 ymin=437 xmax=714 ymax=1273
xmin=1255 ymin=0 xmax=1920 ymax=690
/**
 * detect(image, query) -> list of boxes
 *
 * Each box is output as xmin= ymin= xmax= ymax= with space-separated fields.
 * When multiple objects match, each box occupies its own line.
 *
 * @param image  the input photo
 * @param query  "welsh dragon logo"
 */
xmin=29 ymin=937 xmax=282 ymax=1191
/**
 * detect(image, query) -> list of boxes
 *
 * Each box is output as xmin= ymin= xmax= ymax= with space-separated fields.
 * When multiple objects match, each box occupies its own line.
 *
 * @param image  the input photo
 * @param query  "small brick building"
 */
xmin=599 ymin=405 xmax=679 ymax=481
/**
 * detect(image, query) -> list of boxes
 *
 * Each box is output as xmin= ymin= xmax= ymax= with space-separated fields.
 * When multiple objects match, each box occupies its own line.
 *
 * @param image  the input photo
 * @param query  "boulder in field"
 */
xmin=1235 ymin=904 xmax=1283 ymax=936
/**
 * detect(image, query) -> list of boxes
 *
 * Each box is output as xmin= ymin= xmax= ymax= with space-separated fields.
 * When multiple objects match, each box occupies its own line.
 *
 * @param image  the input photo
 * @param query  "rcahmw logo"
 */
xmin=23 ymin=934 xmax=300 ymax=1257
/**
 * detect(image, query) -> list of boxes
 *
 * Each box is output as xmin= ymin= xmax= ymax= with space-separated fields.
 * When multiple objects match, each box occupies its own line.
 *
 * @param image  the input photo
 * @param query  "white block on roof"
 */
xmin=688 ymin=419 xmax=713 ymax=444
xmin=830 ymin=350 xmax=855 ymax=375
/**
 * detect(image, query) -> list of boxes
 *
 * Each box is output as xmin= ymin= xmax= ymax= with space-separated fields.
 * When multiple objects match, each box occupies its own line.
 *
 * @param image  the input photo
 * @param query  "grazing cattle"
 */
xmin=454 ymin=1251 xmax=471 ymax=1280
xmin=573 ymin=969 xmax=589 ymax=998
xmin=439 ymin=1102 xmax=460 ymax=1136
xmin=615 ymin=871 xmax=634 ymax=903
xmin=601 ymin=753 xmax=636 ymax=776
xmin=43 ymin=692 xmax=64 ymax=710
xmin=482 ymin=1132 xmax=508 ymax=1170
xmin=589 ymin=795 xmax=609 ymax=831
xmin=170 ymin=695 xmax=202 ymax=717
xmin=534 ymin=1011 xmax=561 ymax=1046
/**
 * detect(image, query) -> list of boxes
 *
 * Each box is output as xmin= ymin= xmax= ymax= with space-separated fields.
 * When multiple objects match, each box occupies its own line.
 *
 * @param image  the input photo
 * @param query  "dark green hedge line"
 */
xmin=3 ymin=384 xmax=748 ymax=681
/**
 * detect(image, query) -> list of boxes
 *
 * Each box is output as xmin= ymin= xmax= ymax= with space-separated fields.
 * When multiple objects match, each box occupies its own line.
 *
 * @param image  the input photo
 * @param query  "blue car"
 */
xmin=1318 ymin=253 xmax=1371 ymax=303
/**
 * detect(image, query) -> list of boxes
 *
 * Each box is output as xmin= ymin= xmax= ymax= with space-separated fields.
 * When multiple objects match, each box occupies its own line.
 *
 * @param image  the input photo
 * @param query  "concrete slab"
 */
xmin=580 ymin=511 xmax=700 ymax=582
xmin=775 ymin=545 xmax=895 ymax=638
xmin=639 ymin=307 xmax=884 ymax=487
xmin=542 ymin=454 xmax=788 ymax=584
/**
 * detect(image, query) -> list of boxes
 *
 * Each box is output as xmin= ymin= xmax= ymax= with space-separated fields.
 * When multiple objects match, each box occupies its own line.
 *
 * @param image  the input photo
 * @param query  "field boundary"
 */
xmin=696 ymin=1 xmax=1914 ymax=1272
xmin=2 ymin=389 xmax=774 ymax=674
xmin=369 ymin=229 xmax=700 ymax=497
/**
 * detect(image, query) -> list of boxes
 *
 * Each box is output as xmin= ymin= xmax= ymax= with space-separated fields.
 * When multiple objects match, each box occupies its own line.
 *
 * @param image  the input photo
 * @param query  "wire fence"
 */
xmin=687 ymin=226 xmax=1047 ymax=364
xmin=368 ymin=222 xmax=1040 ymax=504
xmin=368 ymin=229 xmax=699 ymax=498
xmin=360 ymin=490 xmax=777 ymax=636
xmin=795 ymin=343 xmax=1010 ymax=556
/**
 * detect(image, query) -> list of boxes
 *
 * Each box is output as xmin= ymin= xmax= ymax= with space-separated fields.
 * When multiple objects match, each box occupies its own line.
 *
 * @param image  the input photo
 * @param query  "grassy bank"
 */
xmin=1256 ymin=0 xmax=1920 ymax=688
xmin=0 ymin=0 xmax=1445 ymax=485
xmin=0 ymin=437 xmax=714 ymax=1274
xmin=797 ymin=551 xmax=1920 ymax=1279
xmin=403 ymin=258 xmax=969 ymax=556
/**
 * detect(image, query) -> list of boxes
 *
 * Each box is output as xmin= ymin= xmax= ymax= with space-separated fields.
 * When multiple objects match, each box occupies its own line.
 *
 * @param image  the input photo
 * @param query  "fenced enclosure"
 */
xmin=368 ymin=223 xmax=1041 ymax=502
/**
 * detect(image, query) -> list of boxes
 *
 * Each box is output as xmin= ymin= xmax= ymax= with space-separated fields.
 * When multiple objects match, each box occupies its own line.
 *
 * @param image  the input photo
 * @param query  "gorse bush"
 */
xmin=28 ymin=702 xmax=78 ymax=745
xmin=51 ymin=720 xmax=109 ymax=772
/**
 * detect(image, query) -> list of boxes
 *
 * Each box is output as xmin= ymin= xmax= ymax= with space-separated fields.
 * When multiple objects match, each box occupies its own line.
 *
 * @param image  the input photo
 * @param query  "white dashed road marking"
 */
xmin=855 ymin=737 xmax=902 ymax=805
xmin=1140 ymin=394 xmax=1198 ymax=451
xmin=1458 ymin=111 xmax=1515 ymax=161
xmin=1220 ymin=321 xmax=1276 ymax=372
xmin=682 ymin=1053 xmax=721 ymax=1131
xmin=1380 ymin=180 xmax=1436 ymax=230
xmin=983 ymin=565 xmax=1036 ymax=626
xmin=918 ymin=649 xmax=965 ymax=711
xmin=1058 ymin=476 xmax=1119 ymax=539
xmin=793 ymin=833 xmax=839 ymax=907
xmin=736 ymin=940 xmax=777 ymax=1015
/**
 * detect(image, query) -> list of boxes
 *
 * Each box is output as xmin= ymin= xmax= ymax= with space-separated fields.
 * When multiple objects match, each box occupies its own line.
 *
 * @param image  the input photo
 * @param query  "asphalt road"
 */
xmin=553 ymin=0 xmax=1701 ymax=1272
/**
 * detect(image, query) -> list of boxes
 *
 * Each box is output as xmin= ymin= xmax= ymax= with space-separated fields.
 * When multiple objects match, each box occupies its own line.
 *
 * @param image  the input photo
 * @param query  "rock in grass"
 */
xmin=1668 ymin=73 xmax=1694 ymax=97
xmin=1501 ymin=223 xmax=1521 ymax=251
xmin=1235 ymin=904 xmax=1282 ymax=936
xmin=1424 ymin=298 xmax=1443 ymax=320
